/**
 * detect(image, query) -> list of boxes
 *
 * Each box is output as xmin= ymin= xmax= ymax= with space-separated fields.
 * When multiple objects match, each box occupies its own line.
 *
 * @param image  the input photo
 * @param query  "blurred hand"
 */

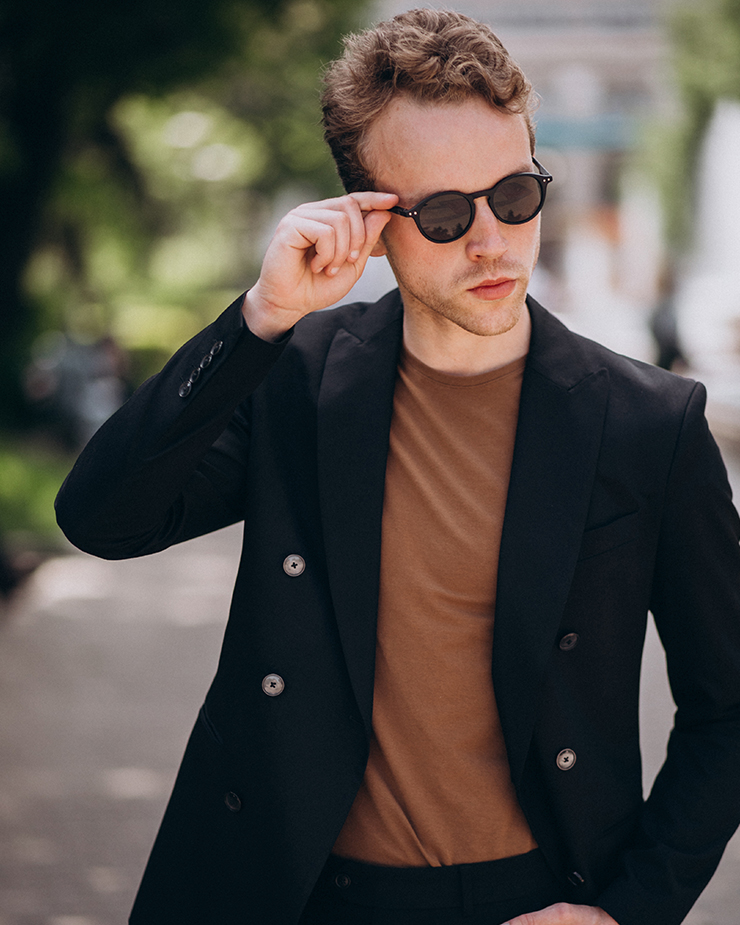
xmin=501 ymin=903 xmax=619 ymax=925
xmin=243 ymin=191 xmax=398 ymax=341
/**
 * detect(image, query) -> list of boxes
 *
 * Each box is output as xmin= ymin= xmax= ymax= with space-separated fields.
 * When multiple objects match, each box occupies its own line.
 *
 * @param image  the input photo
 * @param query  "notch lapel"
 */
xmin=494 ymin=302 xmax=610 ymax=786
xmin=317 ymin=293 xmax=403 ymax=737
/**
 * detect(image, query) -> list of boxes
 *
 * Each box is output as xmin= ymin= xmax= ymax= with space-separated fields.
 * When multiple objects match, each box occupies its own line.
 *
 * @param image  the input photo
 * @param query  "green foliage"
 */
xmin=0 ymin=441 xmax=74 ymax=543
xmin=0 ymin=0 xmax=370 ymax=424
xmin=0 ymin=0 xmax=370 ymax=542
xmin=646 ymin=0 xmax=740 ymax=246
xmin=673 ymin=0 xmax=740 ymax=115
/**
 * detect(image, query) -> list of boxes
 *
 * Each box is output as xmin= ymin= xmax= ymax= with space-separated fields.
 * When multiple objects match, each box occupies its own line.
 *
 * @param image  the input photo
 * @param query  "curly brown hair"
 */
xmin=321 ymin=8 xmax=537 ymax=193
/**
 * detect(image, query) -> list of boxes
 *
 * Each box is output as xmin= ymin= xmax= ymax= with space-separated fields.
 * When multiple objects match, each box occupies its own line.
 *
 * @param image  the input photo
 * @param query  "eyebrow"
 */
xmin=403 ymin=161 xmax=536 ymax=206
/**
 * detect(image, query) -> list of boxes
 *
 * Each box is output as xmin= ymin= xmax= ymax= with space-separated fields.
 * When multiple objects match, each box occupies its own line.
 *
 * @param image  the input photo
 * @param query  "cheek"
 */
xmin=520 ymin=221 xmax=541 ymax=262
xmin=381 ymin=221 xmax=426 ymax=270
xmin=383 ymin=215 xmax=412 ymax=250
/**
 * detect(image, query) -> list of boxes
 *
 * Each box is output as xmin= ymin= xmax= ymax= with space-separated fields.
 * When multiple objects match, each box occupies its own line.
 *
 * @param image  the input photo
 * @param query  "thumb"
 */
xmin=355 ymin=208 xmax=392 ymax=268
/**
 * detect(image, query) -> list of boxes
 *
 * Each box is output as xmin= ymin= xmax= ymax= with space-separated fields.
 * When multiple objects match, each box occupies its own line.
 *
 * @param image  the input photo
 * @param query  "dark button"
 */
xmin=189 ymin=367 xmax=201 ymax=383
xmin=210 ymin=340 xmax=224 ymax=356
xmin=334 ymin=873 xmax=351 ymax=889
xmin=178 ymin=382 xmax=192 ymax=398
xmin=199 ymin=353 xmax=212 ymax=369
xmin=224 ymin=791 xmax=242 ymax=812
xmin=567 ymin=871 xmax=585 ymax=887
xmin=559 ymin=632 xmax=580 ymax=651
xmin=556 ymin=748 xmax=577 ymax=771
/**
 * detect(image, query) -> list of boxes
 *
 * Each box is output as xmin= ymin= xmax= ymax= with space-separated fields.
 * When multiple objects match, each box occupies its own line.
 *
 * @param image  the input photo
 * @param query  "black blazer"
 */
xmin=55 ymin=290 xmax=740 ymax=925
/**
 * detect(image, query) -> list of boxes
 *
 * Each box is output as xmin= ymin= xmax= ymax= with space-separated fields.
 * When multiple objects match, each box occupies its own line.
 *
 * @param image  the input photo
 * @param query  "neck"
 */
xmin=402 ymin=303 xmax=531 ymax=376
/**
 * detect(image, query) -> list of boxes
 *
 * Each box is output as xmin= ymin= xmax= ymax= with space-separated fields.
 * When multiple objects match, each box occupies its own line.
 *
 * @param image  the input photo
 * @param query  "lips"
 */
xmin=468 ymin=278 xmax=517 ymax=300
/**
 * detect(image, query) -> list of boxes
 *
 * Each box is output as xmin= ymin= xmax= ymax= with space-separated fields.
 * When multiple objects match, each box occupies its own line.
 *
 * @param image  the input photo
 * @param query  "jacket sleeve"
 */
xmin=597 ymin=382 xmax=740 ymax=925
xmin=55 ymin=294 xmax=291 ymax=559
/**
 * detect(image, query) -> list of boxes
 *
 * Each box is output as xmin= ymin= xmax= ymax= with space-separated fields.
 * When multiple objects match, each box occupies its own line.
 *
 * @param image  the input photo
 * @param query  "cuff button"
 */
xmin=559 ymin=633 xmax=580 ymax=651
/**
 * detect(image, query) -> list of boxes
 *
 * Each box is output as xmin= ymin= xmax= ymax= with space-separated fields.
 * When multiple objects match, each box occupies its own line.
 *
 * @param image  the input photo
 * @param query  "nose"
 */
xmin=466 ymin=196 xmax=508 ymax=260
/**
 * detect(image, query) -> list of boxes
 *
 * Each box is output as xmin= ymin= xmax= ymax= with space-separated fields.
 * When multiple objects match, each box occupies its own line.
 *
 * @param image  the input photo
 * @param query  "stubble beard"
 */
xmin=391 ymin=257 xmax=532 ymax=339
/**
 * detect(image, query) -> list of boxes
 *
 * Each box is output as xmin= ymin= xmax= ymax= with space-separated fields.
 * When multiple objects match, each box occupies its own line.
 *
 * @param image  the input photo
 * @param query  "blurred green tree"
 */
xmin=0 ymin=0 xmax=367 ymax=428
xmin=649 ymin=0 xmax=740 ymax=245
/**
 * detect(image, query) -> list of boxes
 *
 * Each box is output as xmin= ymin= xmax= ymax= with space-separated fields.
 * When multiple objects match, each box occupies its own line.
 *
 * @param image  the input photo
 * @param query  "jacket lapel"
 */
xmin=317 ymin=291 xmax=403 ymax=737
xmin=494 ymin=300 xmax=610 ymax=787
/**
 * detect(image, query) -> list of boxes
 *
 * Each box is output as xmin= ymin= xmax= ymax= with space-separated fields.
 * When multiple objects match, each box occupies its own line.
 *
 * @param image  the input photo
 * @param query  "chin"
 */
xmin=447 ymin=301 xmax=524 ymax=339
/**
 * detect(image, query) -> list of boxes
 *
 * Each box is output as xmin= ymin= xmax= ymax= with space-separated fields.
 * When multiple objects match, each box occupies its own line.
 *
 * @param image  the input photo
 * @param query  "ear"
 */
xmin=370 ymin=230 xmax=388 ymax=257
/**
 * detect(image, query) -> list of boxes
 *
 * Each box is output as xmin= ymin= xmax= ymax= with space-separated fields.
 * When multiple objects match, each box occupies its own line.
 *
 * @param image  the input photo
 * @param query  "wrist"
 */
xmin=241 ymin=288 xmax=295 ymax=343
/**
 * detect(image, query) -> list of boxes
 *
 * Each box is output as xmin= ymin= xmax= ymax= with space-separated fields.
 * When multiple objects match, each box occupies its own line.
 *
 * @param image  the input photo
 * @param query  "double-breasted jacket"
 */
xmin=55 ymin=290 xmax=740 ymax=925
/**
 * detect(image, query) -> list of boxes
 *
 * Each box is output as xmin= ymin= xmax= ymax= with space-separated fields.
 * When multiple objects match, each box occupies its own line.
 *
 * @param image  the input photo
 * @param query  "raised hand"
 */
xmin=243 ymin=191 xmax=398 ymax=341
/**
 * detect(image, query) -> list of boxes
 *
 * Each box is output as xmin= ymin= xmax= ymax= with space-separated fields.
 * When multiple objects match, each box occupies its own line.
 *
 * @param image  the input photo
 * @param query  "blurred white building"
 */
xmin=679 ymin=99 xmax=740 ymax=432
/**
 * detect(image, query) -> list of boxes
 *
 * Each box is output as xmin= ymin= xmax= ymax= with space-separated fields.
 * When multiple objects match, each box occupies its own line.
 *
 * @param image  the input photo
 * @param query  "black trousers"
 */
xmin=299 ymin=850 xmax=567 ymax=924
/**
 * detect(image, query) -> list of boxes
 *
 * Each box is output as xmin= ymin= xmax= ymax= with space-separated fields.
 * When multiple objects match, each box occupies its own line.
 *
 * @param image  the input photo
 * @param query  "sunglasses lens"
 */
xmin=491 ymin=175 xmax=543 ymax=224
xmin=418 ymin=193 xmax=473 ymax=242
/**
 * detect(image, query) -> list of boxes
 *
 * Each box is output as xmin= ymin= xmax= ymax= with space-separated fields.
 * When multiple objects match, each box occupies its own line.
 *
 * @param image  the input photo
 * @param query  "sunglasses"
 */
xmin=388 ymin=158 xmax=552 ymax=243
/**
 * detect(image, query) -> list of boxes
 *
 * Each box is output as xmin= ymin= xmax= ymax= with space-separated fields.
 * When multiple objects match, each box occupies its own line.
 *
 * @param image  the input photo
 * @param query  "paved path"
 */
xmin=1 ymin=449 xmax=739 ymax=924
xmin=0 ymin=527 xmax=239 ymax=925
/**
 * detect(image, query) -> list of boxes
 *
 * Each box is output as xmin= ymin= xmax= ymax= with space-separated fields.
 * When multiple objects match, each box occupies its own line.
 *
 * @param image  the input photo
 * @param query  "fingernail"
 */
xmin=327 ymin=266 xmax=339 ymax=276
xmin=349 ymin=250 xmax=360 ymax=261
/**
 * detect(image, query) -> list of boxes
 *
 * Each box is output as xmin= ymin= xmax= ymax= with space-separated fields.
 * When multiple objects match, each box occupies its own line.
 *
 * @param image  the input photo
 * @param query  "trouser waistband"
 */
xmin=320 ymin=849 xmax=560 ymax=910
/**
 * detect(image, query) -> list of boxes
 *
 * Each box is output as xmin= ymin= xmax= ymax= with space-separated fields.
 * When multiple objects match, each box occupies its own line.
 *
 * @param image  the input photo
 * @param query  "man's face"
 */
xmin=365 ymin=96 xmax=541 ymax=340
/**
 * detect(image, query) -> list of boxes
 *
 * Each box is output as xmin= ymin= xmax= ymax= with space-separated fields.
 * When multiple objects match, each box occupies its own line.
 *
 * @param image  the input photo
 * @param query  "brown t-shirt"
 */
xmin=333 ymin=347 xmax=536 ymax=867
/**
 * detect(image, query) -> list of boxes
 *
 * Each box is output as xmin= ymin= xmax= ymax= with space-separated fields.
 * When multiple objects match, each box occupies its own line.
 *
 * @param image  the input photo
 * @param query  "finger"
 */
xmin=273 ymin=213 xmax=339 ymax=279
xmin=294 ymin=205 xmax=366 ymax=275
xmin=316 ymin=193 xmax=396 ymax=267
xmin=280 ymin=207 xmax=348 ymax=276
xmin=349 ymin=190 xmax=399 ymax=213
xmin=500 ymin=903 xmax=567 ymax=925
xmin=306 ymin=201 xmax=390 ymax=276
xmin=307 ymin=218 xmax=343 ymax=276
xmin=342 ymin=209 xmax=392 ymax=282
xmin=288 ymin=193 xmax=396 ymax=269
xmin=296 ymin=190 xmax=397 ymax=217
xmin=344 ymin=198 xmax=370 ymax=264
xmin=314 ymin=209 xmax=352 ymax=276
xmin=500 ymin=903 xmax=614 ymax=925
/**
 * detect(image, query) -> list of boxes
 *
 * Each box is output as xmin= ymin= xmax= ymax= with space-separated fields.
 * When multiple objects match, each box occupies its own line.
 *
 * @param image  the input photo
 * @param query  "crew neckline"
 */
xmin=400 ymin=346 xmax=528 ymax=388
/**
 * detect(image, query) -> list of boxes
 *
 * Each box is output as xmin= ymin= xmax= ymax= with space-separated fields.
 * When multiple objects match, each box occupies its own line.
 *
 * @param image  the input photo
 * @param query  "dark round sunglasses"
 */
xmin=388 ymin=158 xmax=552 ymax=243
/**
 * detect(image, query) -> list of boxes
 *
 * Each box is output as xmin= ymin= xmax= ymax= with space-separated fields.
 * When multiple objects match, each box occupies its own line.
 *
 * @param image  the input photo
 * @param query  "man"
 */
xmin=55 ymin=9 xmax=740 ymax=925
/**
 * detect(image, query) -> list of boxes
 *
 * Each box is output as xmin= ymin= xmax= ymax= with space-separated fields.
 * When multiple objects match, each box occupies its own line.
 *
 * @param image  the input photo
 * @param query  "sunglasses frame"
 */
xmin=388 ymin=157 xmax=553 ymax=243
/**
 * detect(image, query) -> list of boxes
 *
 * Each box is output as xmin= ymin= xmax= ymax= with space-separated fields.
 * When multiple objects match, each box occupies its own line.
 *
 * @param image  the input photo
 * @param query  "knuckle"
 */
xmin=288 ymin=201 xmax=312 ymax=218
xmin=343 ymin=193 xmax=363 ymax=215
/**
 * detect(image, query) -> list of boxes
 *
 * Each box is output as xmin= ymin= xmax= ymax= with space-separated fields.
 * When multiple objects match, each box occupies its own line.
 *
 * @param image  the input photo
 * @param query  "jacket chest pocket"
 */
xmin=578 ymin=511 xmax=639 ymax=561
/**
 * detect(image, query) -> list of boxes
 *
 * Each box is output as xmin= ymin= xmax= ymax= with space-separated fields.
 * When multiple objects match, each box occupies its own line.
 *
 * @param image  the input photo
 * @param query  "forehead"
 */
xmin=364 ymin=96 xmax=532 ymax=200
